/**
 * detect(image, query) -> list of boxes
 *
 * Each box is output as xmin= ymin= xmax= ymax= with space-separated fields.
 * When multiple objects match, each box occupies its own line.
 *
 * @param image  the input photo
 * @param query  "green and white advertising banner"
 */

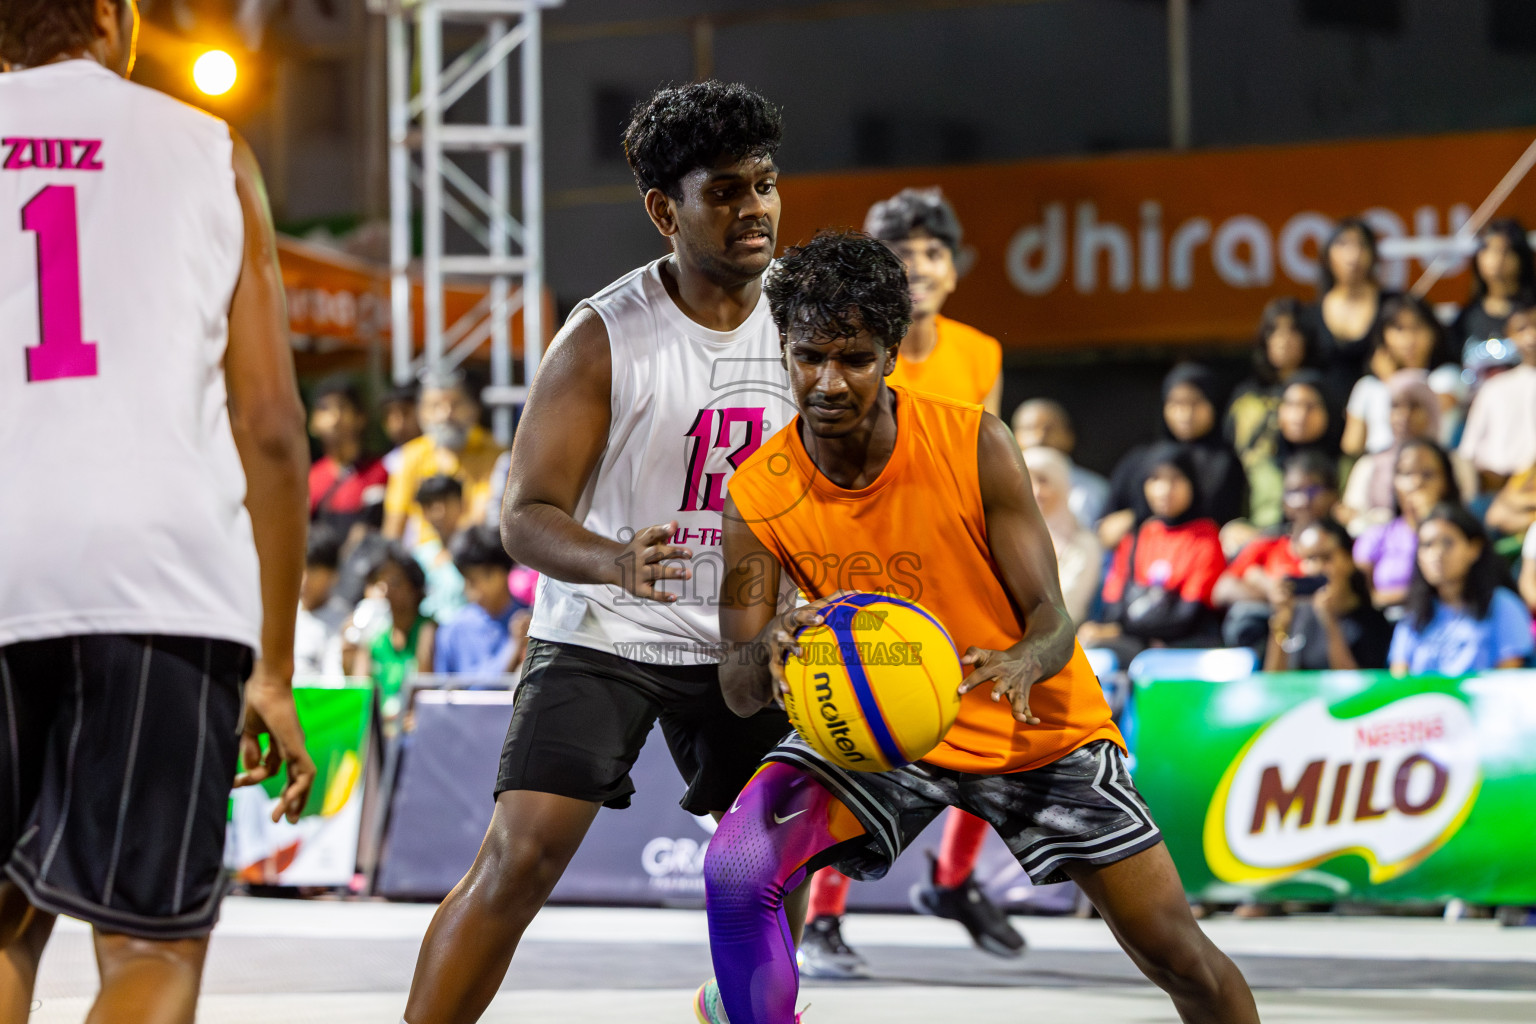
xmin=1134 ymin=670 xmax=1536 ymax=905
xmin=225 ymin=682 xmax=372 ymax=887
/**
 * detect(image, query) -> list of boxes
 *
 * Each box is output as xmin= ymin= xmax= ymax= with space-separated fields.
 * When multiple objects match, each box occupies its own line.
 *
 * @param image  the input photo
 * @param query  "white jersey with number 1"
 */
xmin=528 ymin=256 xmax=792 ymax=665
xmin=0 ymin=60 xmax=259 ymax=651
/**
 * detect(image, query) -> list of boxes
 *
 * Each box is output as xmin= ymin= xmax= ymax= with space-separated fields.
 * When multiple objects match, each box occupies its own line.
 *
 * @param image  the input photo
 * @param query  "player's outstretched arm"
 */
xmin=226 ymin=130 xmax=317 ymax=822
xmin=499 ymin=309 xmax=693 ymax=600
xmin=957 ymin=415 xmax=1076 ymax=724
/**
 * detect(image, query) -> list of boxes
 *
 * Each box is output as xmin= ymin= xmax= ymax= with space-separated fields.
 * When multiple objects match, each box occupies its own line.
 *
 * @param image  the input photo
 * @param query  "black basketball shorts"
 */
xmin=768 ymin=734 xmax=1163 ymax=885
xmin=0 ymin=634 xmax=250 ymax=939
xmin=496 ymin=639 xmax=792 ymax=816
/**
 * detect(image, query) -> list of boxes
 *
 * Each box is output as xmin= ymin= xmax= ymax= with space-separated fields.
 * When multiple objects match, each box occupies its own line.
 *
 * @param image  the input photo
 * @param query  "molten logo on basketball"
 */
xmin=1203 ymin=695 xmax=1479 ymax=885
xmin=813 ymin=672 xmax=868 ymax=764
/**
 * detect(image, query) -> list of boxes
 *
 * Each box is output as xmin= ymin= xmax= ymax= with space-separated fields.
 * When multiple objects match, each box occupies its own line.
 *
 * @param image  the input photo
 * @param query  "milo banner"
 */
xmin=225 ymin=682 xmax=372 ymax=887
xmin=1135 ymin=671 xmax=1536 ymax=905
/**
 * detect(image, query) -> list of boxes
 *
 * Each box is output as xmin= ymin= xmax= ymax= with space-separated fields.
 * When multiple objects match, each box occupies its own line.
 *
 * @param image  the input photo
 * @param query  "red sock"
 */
xmin=807 ymin=865 xmax=851 ymax=919
xmin=935 ymin=809 xmax=990 ymax=889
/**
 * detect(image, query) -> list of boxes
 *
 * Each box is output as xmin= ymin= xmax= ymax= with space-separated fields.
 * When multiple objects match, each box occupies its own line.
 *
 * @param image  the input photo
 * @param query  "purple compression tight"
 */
xmin=703 ymin=761 xmax=862 ymax=1024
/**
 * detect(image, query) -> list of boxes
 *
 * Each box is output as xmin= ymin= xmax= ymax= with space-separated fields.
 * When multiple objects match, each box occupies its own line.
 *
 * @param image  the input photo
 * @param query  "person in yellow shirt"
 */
xmin=864 ymin=187 xmax=1002 ymax=415
xmin=795 ymin=191 xmax=1011 ymax=981
xmin=383 ymin=371 xmax=506 ymax=543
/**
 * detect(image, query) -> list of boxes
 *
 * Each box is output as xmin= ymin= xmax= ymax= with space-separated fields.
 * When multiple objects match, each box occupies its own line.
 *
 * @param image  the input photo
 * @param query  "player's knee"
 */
xmin=703 ymin=822 xmax=781 ymax=913
xmin=95 ymin=931 xmax=208 ymax=978
xmin=473 ymin=829 xmax=568 ymax=914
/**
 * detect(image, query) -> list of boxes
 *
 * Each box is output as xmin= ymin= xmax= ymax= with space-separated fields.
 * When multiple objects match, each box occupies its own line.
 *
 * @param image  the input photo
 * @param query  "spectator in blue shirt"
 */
xmin=1390 ymin=503 xmax=1533 ymax=676
xmin=414 ymin=474 xmax=468 ymax=623
xmin=433 ymin=525 xmax=531 ymax=678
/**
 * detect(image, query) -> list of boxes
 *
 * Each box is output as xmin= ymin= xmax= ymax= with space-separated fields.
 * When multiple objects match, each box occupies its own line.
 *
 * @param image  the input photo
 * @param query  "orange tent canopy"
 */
xmin=277 ymin=235 xmax=548 ymax=355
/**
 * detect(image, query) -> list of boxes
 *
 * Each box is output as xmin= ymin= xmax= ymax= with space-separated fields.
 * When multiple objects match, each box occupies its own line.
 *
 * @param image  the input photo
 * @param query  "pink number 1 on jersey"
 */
xmin=23 ymin=185 xmax=98 ymax=382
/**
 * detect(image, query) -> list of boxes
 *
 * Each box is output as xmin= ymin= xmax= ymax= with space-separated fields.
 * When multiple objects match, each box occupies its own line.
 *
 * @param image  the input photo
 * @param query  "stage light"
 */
xmin=193 ymin=50 xmax=238 ymax=97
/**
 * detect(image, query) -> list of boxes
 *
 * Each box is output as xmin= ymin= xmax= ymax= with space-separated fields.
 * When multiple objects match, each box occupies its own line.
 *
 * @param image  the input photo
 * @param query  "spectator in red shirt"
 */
xmin=308 ymin=375 xmax=389 ymax=535
xmin=1214 ymin=450 xmax=1341 ymax=650
xmin=1079 ymin=444 xmax=1227 ymax=662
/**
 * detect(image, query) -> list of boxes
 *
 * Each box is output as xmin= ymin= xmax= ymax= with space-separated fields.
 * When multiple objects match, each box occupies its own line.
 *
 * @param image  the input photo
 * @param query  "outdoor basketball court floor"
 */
xmin=27 ymin=898 xmax=1536 ymax=1022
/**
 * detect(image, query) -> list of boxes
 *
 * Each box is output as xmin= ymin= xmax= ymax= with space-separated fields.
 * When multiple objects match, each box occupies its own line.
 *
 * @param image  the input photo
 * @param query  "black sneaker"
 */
xmin=796 ymin=914 xmax=867 ymax=978
xmin=908 ymin=853 xmax=1026 ymax=958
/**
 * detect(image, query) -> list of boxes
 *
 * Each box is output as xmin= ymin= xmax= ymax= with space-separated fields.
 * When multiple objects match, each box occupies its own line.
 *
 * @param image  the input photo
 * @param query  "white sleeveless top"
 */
xmin=0 ymin=61 xmax=258 ymax=651
xmin=529 ymin=257 xmax=793 ymax=665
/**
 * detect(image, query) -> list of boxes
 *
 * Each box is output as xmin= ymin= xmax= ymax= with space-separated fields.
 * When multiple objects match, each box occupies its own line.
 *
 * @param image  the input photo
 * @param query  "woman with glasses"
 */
xmin=1391 ymin=503 xmax=1532 ymax=675
xmin=1353 ymin=440 xmax=1458 ymax=611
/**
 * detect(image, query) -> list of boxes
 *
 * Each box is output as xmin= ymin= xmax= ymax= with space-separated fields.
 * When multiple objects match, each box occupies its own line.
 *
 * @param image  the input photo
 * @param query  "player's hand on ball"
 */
xmin=958 ymin=647 xmax=1043 ymax=726
xmin=768 ymin=590 xmax=854 ymax=698
xmin=235 ymin=661 xmax=319 ymax=824
xmin=615 ymin=521 xmax=693 ymax=602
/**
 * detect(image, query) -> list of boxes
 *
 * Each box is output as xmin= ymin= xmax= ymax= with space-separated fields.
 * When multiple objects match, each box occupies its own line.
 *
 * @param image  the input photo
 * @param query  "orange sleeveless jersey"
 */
xmin=886 ymin=315 xmax=1002 ymax=406
xmin=729 ymin=385 xmax=1122 ymax=775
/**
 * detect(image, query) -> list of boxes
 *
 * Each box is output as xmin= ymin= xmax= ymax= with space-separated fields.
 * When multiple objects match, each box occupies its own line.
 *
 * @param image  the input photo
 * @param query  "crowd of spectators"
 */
xmin=292 ymin=216 xmax=1536 ymax=709
xmin=292 ymin=371 xmax=533 ymax=726
xmin=1021 ymin=216 xmax=1536 ymax=676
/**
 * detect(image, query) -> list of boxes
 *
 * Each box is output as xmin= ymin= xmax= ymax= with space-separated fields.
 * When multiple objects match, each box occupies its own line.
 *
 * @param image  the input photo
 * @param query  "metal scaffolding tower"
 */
xmin=375 ymin=0 xmax=561 ymax=442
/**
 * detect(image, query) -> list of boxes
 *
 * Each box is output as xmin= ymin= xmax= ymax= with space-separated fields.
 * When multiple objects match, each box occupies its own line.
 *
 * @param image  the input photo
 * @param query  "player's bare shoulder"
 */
xmin=528 ymin=305 xmax=612 ymax=409
xmin=976 ymin=411 xmax=1032 ymax=508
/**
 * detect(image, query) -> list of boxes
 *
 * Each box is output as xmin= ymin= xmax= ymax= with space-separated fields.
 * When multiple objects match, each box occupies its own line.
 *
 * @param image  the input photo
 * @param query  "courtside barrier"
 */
xmin=368 ymin=677 xmax=1074 ymax=912
xmin=1135 ymin=669 xmax=1536 ymax=905
xmin=226 ymin=680 xmax=374 ymax=887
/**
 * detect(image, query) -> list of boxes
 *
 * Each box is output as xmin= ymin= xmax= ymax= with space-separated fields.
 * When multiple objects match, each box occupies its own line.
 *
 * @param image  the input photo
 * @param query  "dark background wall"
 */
xmin=154 ymin=0 xmax=1536 ymax=470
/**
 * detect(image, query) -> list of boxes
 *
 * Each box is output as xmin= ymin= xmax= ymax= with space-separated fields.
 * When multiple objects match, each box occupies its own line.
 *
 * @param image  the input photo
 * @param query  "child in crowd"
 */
xmin=1244 ymin=370 xmax=1346 ymax=530
xmin=1100 ymin=363 xmax=1244 ymax=550
xmin=380 ymin=383 xmax=422 ymax=477
xmin=1452 ymin=219 xmax=1535 ymax=359
xmin=414 ymin=474 xmax=469 ymax=622
xmin=433 ymin=525 xmax=531 ymax=678
xmin=1391 ymin=504 xmax=1532 ymax=675
xmin=1305 ymin=218 xmax=1393 ymax=397
xmin=1227 ymin=298 xmax=1319 ymax=496
xmin=1023 ymin=446 xmax=1102 ymax=624
xmin=295 ymin=526 xmax=348 ymax=679
xmin=1339 ymin=370 xmax=1477 ymax=530
xmin=1265 ymin=518 xmax=1391 ymax=672
xmin=1012 ymin=398 xmax=1108 ymax=529
xmin=1354 ymin=440 xmax=1458 ymax=611
xmin=1460 ymin=304 xmax=1536 ymax=494
xmin=308 ymin=375 xmax=390 ymax=535
xmin=1214 ymin=451 xmax=1339 ymax=650
xmin=1079 ymin=444 xmax=1227 ymax=661
xmin=1487 ymin=461 xmax=1536 ymax=544
xmin=351 ymin=545 xmax=435 ymax=725
xmin=1341 ymin=295 xmax=1461 ymax=458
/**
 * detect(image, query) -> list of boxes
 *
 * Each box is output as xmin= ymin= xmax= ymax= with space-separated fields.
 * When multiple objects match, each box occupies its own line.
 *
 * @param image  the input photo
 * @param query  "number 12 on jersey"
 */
xmin=22 ymin=184 xmax=98 ymax=382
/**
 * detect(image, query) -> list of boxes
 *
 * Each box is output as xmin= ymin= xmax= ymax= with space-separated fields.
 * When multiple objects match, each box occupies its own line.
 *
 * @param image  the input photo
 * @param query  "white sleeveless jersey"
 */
xmin=0 ymin=61 xmax=258 ymax=651
xmin=529 ymin=257 xmax=793 ymax=665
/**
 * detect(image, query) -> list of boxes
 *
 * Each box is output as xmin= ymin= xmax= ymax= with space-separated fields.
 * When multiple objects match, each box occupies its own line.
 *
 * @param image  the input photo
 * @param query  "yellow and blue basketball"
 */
xmin=782 ymin=592 xmax=963 ymax=773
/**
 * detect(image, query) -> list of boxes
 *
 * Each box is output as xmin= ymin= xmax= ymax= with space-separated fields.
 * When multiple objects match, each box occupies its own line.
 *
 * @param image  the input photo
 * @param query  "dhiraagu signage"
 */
xmin=1135 ymin=672 xmax=1536 ymax=904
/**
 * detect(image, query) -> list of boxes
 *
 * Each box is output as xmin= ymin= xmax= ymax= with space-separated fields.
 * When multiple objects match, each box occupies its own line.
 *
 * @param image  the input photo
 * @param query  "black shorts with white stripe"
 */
xmin=0 ymin=634 xmax=250 ymax=939
xmin=766 ymin=735 xmax=1162 ymax=886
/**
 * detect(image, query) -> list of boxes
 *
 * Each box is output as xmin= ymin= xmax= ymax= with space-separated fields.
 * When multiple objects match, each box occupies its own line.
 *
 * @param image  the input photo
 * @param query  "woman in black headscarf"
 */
xmin=1098 ymin=363 xmax=1246 ymax=550
xmin=1080 ymin=443 xmax=1229 ymax=661
xmin=1245 ymin=369 xmax=1347 ymax=529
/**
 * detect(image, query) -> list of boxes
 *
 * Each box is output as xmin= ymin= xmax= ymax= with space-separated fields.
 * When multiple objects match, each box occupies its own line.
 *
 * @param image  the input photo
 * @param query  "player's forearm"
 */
xmin=1010 ymin=600 xmax=1075 ymax=683
xmin=720 ymin=637 xmax=776 ymax=717
xmin=501 ymin=500 xmax=627 ymax=586
xmin=235 ymin=408 xmax=310 ymax=678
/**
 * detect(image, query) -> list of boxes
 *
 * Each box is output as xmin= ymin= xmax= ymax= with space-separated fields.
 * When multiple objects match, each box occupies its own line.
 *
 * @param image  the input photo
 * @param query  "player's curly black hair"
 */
xmin=0 ymin=0 xmax=99 ymax=68
xmin=622 ymin=81 xmax=782 ymax=199
xmin=765 ymin=231 xmax=912 ymax=350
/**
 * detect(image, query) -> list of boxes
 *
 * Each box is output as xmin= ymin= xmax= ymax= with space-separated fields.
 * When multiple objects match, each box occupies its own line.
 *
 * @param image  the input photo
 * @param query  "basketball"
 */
xmin=781 ymin=592 xmax=963 ymax=773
